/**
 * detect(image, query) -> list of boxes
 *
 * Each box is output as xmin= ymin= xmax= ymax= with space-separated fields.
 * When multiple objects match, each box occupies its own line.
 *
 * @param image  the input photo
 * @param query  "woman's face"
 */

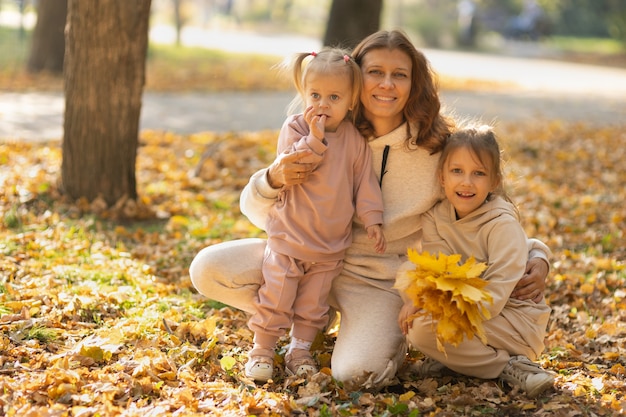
xmin=359 ymin=48 xmax=412 ymax=133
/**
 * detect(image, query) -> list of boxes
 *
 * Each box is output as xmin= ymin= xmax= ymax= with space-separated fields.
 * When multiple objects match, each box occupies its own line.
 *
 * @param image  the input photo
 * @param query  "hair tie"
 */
xmin=343 ymin=54 xmax=350 ymax=63
xmin=311 ymin=51 xmax=317 ymax=57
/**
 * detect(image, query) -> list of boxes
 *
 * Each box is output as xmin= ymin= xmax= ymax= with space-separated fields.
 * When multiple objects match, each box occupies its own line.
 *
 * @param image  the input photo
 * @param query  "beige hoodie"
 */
xmin=421 ymin=196 xmax=552 ymax=356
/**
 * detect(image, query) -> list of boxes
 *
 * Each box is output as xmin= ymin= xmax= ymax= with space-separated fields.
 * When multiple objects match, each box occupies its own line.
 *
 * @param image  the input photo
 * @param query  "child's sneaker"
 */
xmin=285 ymin=348 xmax=317 ymax=377
xmin=245 ymin=347 xmax=274 ymax=382
xmin=499 ymin=355 xmax=554 ymax=398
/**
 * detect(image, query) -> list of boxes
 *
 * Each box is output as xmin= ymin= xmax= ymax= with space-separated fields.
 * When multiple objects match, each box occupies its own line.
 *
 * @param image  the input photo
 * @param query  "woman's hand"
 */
xmin=267 ymin=149 xmax=314 ymax=189
xmin=511 ymin=258 xmax=549 ymax=303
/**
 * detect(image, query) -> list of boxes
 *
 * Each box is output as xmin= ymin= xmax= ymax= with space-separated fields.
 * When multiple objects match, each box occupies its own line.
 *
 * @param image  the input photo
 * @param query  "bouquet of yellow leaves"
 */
xmin=394 ymin=249 xmax=494 ymax=354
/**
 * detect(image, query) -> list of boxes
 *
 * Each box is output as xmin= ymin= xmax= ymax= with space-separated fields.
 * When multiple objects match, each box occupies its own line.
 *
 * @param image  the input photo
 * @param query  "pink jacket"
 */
xmin=265 ymin=114 xmax=384 ymax=262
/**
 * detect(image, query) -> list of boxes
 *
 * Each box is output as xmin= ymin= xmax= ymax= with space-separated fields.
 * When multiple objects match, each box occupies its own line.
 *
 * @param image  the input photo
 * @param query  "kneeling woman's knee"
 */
xmin=331 ymin=347 xmax=404 ymax=390
xmin=189 ymin=247 xmax=215 ymax=290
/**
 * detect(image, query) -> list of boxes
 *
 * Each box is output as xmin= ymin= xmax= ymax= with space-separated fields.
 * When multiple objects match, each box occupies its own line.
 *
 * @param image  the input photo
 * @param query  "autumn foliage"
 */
xmin=2 ymin=8 xmax=626 ymax=411
xmin=395 ymin=250 xmax=493 ymax=354
xmin=0 ymin=119 xmax=625 ymax=415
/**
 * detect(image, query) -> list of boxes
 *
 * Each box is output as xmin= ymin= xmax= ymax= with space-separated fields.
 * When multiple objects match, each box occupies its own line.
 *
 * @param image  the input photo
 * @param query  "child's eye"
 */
xmin=311 ymin=93 xmax=320 ymax=99
xmin=330 ymin=94 xmax=340 ymax=101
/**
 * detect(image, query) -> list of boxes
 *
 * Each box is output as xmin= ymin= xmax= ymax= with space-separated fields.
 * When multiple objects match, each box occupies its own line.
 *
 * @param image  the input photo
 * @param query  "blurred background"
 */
xmin=1 ymin=0 xmax=625 ymax=76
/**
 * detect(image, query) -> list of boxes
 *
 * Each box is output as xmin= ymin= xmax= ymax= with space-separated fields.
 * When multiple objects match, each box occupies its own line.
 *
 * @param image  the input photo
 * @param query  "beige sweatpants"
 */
xmin=189 ymin=238 xmax=406 ymax=389
xmin=407 ymin=306 xmax=549 ymax=379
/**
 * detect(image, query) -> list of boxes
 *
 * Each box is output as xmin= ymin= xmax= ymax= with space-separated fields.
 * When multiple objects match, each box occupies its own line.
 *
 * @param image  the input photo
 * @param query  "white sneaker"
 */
xmin=244 ymin=347 xmax=274 ymax=382
xmin=499 ymin=355 xmax=554 ymax=398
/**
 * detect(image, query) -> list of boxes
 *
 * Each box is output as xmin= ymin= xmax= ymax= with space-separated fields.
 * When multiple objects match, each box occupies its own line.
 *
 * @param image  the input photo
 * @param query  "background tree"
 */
xmin=62 ymin=0 xmax=152 ymax=207
xmin=323 ymin=0 xmax=382 ymax=49
xmin=27 ymin=0 xmax=67 ymax=74
xmin=172 ymin=0 xmax=189 ymax=46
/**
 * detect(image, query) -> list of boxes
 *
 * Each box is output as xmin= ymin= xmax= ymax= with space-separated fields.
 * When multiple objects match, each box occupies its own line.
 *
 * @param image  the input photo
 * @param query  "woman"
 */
xmin=189 ymin=30 xmax=549 ymax=390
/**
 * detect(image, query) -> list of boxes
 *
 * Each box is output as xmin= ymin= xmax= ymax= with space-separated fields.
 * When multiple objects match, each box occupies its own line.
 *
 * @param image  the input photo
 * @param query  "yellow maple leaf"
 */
xmin=394 ymin=249 xmax=494 ymax=354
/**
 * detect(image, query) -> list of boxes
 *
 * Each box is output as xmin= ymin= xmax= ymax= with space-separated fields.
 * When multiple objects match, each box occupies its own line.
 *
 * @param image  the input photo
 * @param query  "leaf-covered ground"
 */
xmin=0 ymin=120 xmax=624 ymax=416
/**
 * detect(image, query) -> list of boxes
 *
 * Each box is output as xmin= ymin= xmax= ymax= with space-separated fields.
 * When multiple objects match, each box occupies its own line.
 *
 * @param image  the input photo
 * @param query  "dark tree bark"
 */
xmin=27 ymin=0 xmax=68 ymax=74
xmin=172 ymin=0 xmax=184 ymax=46
xmin=323 ymin=0 xmax=382 ymax=50
xmin=62 ymin=0 xmax=151 ymax=207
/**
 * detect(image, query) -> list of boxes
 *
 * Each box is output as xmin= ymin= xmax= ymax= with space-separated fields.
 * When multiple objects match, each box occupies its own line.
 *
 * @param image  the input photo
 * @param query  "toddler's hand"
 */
xmin=366 ymin=224 xmax=386 ymax=254
xmin=304 ymin=106 xmax=326 ymax=141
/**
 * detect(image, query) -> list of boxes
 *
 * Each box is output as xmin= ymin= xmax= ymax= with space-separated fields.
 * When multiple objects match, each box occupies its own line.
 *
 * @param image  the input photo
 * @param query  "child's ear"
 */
xmin=438 ymin=171 xmax=445 ymax=187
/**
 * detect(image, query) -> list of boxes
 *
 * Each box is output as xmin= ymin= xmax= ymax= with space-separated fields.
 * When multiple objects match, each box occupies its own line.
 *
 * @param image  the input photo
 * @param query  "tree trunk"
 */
xmin=173 ymin=0 xmax=183 ymax=46
xmin=27 ymin=0 xmax=68 ymax=74
xmin=62 ymin=0 xmax=151 ymax=207
xmin=323 ymin=0 xmax=382 ymax=50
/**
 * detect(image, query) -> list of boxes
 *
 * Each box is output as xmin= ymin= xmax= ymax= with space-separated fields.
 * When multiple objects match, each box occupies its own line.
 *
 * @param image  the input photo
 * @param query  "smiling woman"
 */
xmin=357 ymin=48 xmax=412 ymax=137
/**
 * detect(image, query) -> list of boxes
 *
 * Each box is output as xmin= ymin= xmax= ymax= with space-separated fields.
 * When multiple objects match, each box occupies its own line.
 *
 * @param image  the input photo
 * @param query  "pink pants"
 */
xmin=248 ymin=248 xmax=343 ymax=348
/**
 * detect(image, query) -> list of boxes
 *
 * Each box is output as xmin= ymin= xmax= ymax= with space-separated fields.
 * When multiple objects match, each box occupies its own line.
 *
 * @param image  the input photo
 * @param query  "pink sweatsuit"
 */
xmin=248 ymin=114 xmax=384 ymax=348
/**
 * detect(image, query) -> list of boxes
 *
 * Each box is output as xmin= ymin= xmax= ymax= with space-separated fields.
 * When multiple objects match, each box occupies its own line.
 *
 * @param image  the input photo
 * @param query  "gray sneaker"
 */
xmin=499 ymin=355 xmax=554 ymax=398
xmin=410 ymin=357 xmax=450 ymax=378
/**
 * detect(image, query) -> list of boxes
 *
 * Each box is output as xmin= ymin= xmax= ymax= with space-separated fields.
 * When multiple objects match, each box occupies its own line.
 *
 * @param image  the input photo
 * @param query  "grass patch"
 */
xmin=146 ymin=43 xmax=292 ymax=92
xmin=546 ymin=36 xmax=625 ymax=54
xmin=0 ymin=25 xmax=31 ymax=67
xmin=26 ymin=325 xmax=58 ymax=343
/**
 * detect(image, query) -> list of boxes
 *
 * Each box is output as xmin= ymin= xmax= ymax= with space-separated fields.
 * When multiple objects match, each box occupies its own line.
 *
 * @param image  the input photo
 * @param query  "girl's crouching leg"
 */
xmin=407 ymin=315 xmax=509 ymax=379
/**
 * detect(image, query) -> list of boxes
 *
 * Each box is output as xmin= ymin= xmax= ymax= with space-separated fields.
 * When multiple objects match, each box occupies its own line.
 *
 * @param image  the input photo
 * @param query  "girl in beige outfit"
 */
xmin=398 ymin=125 xmax=554 ymax=398
xmin=189 ymin=30 xmax=551 ymax=390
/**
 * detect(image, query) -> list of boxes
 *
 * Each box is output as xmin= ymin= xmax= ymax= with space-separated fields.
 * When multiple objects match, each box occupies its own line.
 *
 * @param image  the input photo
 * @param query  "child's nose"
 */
xmin=461 ymin=174 xmax=473 ymax=185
